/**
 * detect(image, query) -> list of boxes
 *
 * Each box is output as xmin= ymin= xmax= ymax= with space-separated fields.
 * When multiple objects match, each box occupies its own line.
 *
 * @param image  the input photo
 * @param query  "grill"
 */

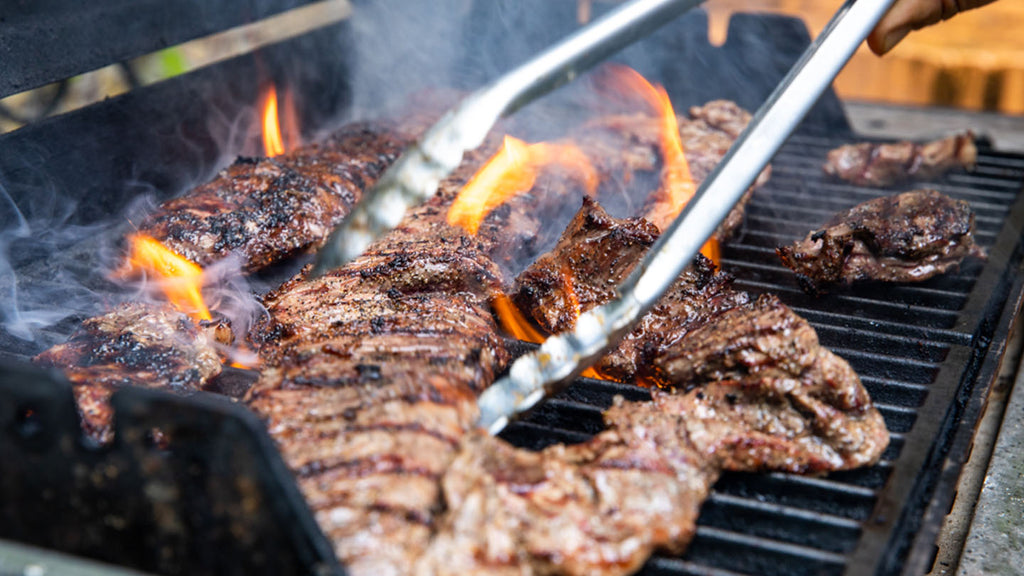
xmin=3 ymin=2 xmax=1024 ymax=576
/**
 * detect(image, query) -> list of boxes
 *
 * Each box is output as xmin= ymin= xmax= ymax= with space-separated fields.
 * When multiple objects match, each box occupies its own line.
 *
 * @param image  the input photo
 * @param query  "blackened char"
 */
xmin=134 ymin=123 xmax=413 ymax=273
xmin=823 ymin=132 xmax=976 ymax=187
xmin=776 ymin=189 xmax=987 ymax=294
xmin=32 ymin=302 xmax=225 ymax=442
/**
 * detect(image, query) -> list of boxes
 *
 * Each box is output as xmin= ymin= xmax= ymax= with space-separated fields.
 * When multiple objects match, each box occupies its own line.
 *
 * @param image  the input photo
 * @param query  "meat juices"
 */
xmin=823 ymin=132 xmax=976 ymax=188
xmin=776 ymin=190 xmax=987 ymax=295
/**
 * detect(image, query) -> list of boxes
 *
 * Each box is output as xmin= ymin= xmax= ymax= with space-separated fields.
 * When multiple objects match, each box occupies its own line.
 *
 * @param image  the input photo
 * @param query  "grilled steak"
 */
xmin=132 ymin=122 xmax=413 ymax=273
xmin=32 ymin=302 xmax=225 ymax=442
xmin=416 ymin=299 xmax=887 ymax=575
xmin=512 ymin=197 xmax=749 ymax=383
xmin=776 ymin=189 xmax=987 ymax=294
xmin=823 ymin=132 xmax=976 ymax=187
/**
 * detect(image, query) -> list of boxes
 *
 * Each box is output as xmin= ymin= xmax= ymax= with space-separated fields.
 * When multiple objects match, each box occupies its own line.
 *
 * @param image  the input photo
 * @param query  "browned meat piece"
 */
xmin=688 ymin=99 xmax=751 ymax=139
xmin=651 ymin=294 xmax=889 ymax=471
xmin=32 ymin=302 xmax=224 ymax=442
xmin=133 ymin=122 xmax=413 ymax=273
xmin=415 ymin=301 xmax=887 ymax=575
xmin=776 ymin=189 xmax=987 ymax=295
xmin=512 ymin=198 xmax=749 ymax=383
xmin=823 ymin=132 xmax=977 ymax=187
xmin=580 ymin=100 xmax=769 ymax=241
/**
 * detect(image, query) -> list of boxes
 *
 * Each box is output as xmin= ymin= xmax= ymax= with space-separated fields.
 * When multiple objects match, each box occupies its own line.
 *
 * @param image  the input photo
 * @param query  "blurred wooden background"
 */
xmin=703 ymin=0 xmax=1024 ymax=114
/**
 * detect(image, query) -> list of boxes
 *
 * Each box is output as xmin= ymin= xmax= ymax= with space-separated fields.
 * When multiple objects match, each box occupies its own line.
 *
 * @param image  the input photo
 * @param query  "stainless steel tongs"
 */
xmin=475 ymin=0 xmax=897 ymax=434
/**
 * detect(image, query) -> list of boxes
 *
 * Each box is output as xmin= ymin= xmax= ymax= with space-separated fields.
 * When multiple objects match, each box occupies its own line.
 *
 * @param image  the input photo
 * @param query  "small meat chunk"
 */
xmin=823 ymin=132 xmax=976 ymax=187
xmin=776 ymin=190 xmax=987 ymax=294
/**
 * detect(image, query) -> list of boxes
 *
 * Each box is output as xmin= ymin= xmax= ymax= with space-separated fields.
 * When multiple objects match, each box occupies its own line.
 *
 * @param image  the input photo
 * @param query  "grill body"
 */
xmin=2 ymin=3 xmax=1024 ymax=576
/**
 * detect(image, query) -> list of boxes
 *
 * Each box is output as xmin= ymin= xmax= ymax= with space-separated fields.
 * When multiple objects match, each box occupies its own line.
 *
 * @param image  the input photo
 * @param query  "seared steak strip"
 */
xmin=132 ymin=122 xmax=414 ymax=273
xmin=776 ymin=189 xmax=987 ymax=295
xmin=32 ymin=303 xmax=227 ymax=442
xmin=823 ymin=132 xmax=976 ymax=187
xmin=417 ymin=294 xmax=887 ymax=576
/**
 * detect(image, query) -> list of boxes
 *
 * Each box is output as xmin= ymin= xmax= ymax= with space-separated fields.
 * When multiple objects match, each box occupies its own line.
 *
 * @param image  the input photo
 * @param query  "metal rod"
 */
xmin=310 ymin=0 xmax=705 ymax=276
xmin=476 ymin=0 xmax=899 ymax=434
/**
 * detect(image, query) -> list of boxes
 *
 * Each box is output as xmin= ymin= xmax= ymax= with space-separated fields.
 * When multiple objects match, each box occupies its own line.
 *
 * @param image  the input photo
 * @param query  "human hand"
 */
xmin=867 ymin=0 xmax=1000 ymax=55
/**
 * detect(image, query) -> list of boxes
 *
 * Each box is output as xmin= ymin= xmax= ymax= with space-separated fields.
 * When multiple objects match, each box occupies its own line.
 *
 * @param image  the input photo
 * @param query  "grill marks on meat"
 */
xmin=32 ymin=303 xmax=225 ymax=442
xmin=246 ymin=178 xmax=516 ymax=574
xmin=776 ymin=190 xmax=987 ymax=294
xmin=134 ymin=123 xmax=411 ymax=273
xmin=823 ymin=132 xmax=976 ymax=187
xmin=416 ymin=304 xmax=887 ymax=575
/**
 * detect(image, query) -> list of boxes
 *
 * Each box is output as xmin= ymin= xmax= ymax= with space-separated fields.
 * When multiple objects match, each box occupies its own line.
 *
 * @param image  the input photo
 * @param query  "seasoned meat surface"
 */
xmin=823 ymin=132 xmax=976 ymax=187
xmin=244 ymin=138 xmax=552 ymax=574
xmin=776 ymin=190 xmax=987 ymax=294
xmin=32 ymin=302 xmax=224 ymax=442
xmin=134 ymin=123 xmax=413 ymax=273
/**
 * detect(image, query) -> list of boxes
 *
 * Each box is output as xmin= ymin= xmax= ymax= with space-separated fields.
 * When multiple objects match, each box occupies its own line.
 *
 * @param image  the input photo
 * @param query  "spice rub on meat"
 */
xmin=32 ymin=302 xmax=226 ymax=442
xmin=823 ymin=131 xmax=976 ymax=187
xmin=417 ymin=296 xmax=887 ymax=575
xmin=776 ymin=189 xmax=987 ymax=295
xmin=133 ymin=122 xmax=413 ymax=273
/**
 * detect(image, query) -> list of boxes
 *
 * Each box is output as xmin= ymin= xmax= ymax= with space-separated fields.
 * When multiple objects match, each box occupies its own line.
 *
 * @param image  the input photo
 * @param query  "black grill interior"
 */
xmin=500 ymin=135 xmax=1024 ymax=576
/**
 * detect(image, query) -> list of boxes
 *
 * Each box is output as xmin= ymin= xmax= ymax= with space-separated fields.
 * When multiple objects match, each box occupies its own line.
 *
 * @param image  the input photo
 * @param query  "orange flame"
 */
xmin=263 ymin=86 xmax=285 ymax=157
xmin=603 ymin=65 xmax=719 ymax=266
xmin=491 ymin=273 xmax=604 ymax=380
xmin=492 ymin=294 xmax=547 ymax=344
xmin=447 ymin=136 xmax=599 ymax=235
xmin=123 ymin=235 xmax=212 ymax=320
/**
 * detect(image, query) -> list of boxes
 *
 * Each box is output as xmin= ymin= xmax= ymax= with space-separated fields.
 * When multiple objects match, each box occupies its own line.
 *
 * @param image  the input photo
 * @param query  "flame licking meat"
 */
xmin=603 ymin=65 xmax=719 ymax=264
xmin=447 ymin=135 xmax=598 ymax=234
xmin=120 ymin=234 xmax=212 ymax=320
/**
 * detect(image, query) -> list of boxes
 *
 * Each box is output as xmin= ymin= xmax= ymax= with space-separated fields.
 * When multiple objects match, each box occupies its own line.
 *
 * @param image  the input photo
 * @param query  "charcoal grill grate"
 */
xmin=500 ymin=135 xmax=1024 ymax=576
